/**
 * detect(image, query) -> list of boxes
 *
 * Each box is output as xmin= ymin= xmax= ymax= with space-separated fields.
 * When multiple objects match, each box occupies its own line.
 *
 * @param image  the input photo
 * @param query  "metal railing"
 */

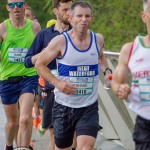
xmin=104 ymin=51 xmax=120 ymax=57
xmin=98 ymin=51 xmax=135 ymax=150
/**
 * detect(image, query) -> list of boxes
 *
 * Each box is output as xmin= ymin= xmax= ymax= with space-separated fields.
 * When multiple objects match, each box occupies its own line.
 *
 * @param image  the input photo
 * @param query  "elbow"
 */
xmin=24 ymin=57 xmax=34 ymax=68
xmin=24 ymin=60 xmax=29 ymax=68
xmin=35 ymin=60 xmax=40 ymax=73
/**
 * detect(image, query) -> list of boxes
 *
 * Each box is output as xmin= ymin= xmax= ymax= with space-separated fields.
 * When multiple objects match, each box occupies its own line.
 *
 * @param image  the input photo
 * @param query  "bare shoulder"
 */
xmin=95 ymin=33 xmax=104 ymax=44
xmin=119 ymin=42 xmax=133 ymax=64
xmin=31 ymin=20 xmax=41 ymax=36
xmin=94 ymin=33 xmax=104 ymax=52
xmin=0 ymin=22 xmax=6 ymax=42
xmin=51 ymin=34 xmax=66 ymax=45
xmin=121 ymin=42 xmax=133 ymax=56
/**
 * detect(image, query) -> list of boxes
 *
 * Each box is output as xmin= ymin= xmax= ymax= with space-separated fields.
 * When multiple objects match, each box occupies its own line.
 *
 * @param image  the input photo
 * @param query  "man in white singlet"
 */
xmin=112 ymin=0 xmax=150 ymax=149
xmin=35 ymin=1 xmax=112 ymax=150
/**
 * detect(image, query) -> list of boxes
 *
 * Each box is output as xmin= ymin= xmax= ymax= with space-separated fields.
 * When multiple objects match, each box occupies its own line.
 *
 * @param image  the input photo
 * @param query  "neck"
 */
xmin=73 ymin=29 xmax=89 ymax=41
xmin=142 ymin=35 xmax=150 ymax=46
xmin=54 ymin=21 xmax=69 ymax=33
xmin=10 ymin=18 xmax=26 ymax=29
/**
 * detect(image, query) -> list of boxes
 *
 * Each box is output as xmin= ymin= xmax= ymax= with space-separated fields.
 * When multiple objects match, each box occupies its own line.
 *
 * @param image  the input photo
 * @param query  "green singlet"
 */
xmin=0 ymin=19 xmax=37 ymax=80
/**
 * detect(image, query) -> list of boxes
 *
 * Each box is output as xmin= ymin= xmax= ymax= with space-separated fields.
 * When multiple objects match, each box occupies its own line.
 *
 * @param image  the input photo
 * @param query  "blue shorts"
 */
xmin=52 ymin=101 xmax=99 ymax=148
xmin=0 ymin=76 xmax=38 ymax=105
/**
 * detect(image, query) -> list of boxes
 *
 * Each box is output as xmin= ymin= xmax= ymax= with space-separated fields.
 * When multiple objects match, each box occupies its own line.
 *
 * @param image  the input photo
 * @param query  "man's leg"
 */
xmin=72 ymin=132 xmax=77 ymax=150
xmin=37 ymin=85 xmax=45 ymax=133
xmin=75 ymin=101 xmax=99 ymax=150
xmin=76 ymin=135 xmax=96 ymax=150
xmin=49 ymin=128 xmax=55 ymax=150
xmin=3 ymin=103 xmax=19 ymax=148
xmin=17 ymin=93 xmax=34 ymax=147
xmin=53 ymin=102 xmax=74 ymax=150
xmin=32 ymin=94 xmax=41 ymax=130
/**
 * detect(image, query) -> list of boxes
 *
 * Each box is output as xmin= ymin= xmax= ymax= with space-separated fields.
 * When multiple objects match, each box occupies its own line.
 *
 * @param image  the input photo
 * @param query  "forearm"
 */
xmin=24 ymin=52 xmax=41 ymax=68
xmin=31 ymin=53 xmax=41 ymax=66
xmin=99 ymin=53 xmax=111 ymax=72
xmin=111 ymin=79 xmax=121 ymax=96
xmin=35 ymin=63 xmax=59 ymax=87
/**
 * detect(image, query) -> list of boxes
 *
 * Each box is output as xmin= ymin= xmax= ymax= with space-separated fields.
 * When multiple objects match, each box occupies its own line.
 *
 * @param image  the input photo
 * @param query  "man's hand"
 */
xmin=56 ymin=80 xmax=76 ymax=95
xmin=117 ymin=83 xmax=131 ymax=100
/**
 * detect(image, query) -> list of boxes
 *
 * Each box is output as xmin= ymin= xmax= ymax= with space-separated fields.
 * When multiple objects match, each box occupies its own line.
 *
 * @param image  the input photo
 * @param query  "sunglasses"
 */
xmin=7 ymin=2 xmax=25 ymax=9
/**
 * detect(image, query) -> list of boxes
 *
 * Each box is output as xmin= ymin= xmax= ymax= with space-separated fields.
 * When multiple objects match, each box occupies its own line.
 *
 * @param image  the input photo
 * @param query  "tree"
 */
xmin=0 ymin=0 xmax=146 ymax=52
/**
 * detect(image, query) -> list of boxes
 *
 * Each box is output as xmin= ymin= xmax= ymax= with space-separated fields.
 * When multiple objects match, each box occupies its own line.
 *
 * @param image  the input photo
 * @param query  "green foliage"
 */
xmin=90 ymin=0 xmax=146 ymax=51
xmin=0 ymin=0 xmax=146 ymax=52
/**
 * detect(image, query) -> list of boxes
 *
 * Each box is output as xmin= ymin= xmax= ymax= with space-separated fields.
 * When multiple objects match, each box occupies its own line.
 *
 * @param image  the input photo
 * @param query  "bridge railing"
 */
xmin=98 ymin=51 xmax=135 ymax=150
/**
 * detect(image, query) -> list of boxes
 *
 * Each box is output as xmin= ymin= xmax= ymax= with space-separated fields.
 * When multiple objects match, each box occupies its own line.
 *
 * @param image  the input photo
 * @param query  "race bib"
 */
xmin=139 ymin=77 xmax=150 ymax=102
xmin=49 ymin=69 xmax=58 ymax=85
xmin=8 ymin=48 xmax=28 ymax=63
xmin=69 ymin=77 xmax=94 ymax=96
xmin=51 ymin=69 xmax=58 ymax=76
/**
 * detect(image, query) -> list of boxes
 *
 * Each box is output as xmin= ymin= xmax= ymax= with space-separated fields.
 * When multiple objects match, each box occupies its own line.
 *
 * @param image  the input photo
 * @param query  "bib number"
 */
xmin=8 ymin=48 xmax=28 ymax=63
xmin=139 ymin=77 xmax=150 ymax=102
xmin=69 ymin=77 xmax=93 ymax=96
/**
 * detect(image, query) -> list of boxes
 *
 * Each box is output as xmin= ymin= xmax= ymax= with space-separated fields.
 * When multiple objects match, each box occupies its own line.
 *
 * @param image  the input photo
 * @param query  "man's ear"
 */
xmin=53 ymin=8 xmax=58 ymax=16
xmin=141 ymin=11 xmax=147 ymax=24
xmin=6 ymin=4 xmax=10 ymax=12
xmin=24 ymin=3 xmax=28 ymax=8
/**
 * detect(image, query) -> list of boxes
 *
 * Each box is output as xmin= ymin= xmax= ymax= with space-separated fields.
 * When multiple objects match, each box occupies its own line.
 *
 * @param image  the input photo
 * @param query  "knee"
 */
xmin=7 ymin=120 xmax=18 ymax=130
xmin=19 ymin=115 xmax=31 ymax=129
xmin=77 ymin=145 xmax=93 ymax=150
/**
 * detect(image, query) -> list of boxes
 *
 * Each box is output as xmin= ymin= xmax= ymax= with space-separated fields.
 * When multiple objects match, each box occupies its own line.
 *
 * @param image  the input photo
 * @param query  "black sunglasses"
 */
xmin=8 ymin=2 xmax=25 ymax=9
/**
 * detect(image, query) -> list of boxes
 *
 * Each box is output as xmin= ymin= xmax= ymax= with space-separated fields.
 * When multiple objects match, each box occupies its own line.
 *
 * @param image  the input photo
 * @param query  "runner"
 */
xmin=0 ymin=0 xmax=41 ymax=149
xmin=35 ymin=1 xmax=112 ymax=149
xmin=112 ymin=0 xmax=150 ymax=149
xmin=24 ymin=0 xmax=73 ymax=149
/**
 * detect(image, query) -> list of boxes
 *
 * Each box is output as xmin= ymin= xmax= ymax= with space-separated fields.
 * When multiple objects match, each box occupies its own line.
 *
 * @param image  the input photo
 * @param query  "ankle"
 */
xmin=5 ymin=144 xmax=13 ymax=150
xmin=29 ymin=145 xmax=33 ymax=150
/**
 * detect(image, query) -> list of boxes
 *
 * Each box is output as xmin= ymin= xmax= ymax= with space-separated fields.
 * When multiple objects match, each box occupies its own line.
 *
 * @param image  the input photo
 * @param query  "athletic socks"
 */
xmin=5 ymin=145 xmax=13 ymax=150
xmin=29 ymin=145 xmax=33 ymax=150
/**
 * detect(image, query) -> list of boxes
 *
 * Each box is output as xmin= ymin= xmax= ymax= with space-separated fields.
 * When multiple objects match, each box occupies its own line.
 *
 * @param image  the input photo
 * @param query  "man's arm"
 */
xmin=111 ymin=43 xmax=132 ymax=100
xmin=31 ymin=20 xmax=41 ymax=36
xmin=0 ymin=22 xmax=6 ymax=60
xmin=25 ymin=20 xmax=55 ymax=68
xmin=96 ymin=33 xmax=112 ymax=76
xmin=35 ymin=35 xmax=76 ymax=95
xmin=0 ymin=22 xmax=6 ymax=43
xmin=24 ymin=31 xmax=44 ymax=68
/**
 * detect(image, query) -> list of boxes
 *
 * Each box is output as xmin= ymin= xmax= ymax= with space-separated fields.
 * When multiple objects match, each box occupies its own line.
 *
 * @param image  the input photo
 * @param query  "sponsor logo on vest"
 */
xmin=135 ymin=58 xmax=143 ymax=63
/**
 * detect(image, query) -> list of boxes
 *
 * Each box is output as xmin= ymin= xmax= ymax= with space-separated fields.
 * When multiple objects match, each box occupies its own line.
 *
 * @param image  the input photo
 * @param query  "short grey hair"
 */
xmin=143 ymin=0 xmax=148 ymax=11
xmin=70 ymin=1 xmax=93 ymax=16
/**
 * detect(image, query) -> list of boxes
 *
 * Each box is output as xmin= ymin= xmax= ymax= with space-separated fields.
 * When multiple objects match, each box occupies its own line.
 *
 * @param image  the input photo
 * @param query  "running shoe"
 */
xmin=37 ymin=124 xmax=46 ymax=137
xmin=4 ymin=144 xmax=13 ymax=150
xmin=29 ymin=145 xmax=33 ymax=150
xmin=29 ymin=139 xmax=34 ymax=150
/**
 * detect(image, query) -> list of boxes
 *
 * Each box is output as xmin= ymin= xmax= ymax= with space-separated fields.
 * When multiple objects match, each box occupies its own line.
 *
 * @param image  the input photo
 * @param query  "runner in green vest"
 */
xmin=0 ymin=0 xmax=41 ymax=150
